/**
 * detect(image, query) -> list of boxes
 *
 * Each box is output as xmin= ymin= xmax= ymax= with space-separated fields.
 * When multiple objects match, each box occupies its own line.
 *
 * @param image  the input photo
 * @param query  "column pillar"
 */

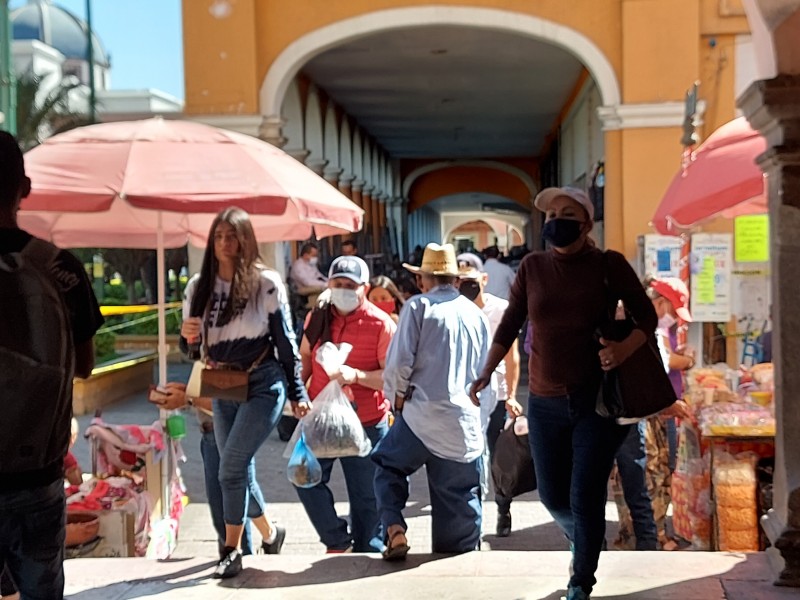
xmin=258 ymin=115 xmax=287 ymax=148
xmin=338 ymin=174 xmax=355 ymax=199
xmin=323 ymin=166 xmax=343 ymax=187
xmin=740 ymin=74 xmax=800 ymax=587
xmin=362 ymin=185 xmax=374 ymax=254
xmin=306 ymin=158 xmax=328 ymax=177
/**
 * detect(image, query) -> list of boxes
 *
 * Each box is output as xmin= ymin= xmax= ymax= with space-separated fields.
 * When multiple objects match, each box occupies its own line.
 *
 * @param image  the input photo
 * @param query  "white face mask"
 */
xmin=308 ymin=256 xmax=319 ymax=266
xmin=658 ymin=313 xmax=677 ymax=330
xmin=330 ymin=288 xmax=361 ymax=313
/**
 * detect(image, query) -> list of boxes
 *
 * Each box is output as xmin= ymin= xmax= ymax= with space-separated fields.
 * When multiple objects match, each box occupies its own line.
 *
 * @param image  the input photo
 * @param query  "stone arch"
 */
xmin=402 ymin=160 xmax=538 ymax=200
xmin=261 ymin=6 xmax=621 ymax=117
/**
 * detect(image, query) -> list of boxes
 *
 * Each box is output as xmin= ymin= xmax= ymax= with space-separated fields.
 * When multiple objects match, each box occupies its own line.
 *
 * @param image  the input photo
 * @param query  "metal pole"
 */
xmin=85 ymin=0 xmax=96 ymax=123
xmin=0 ymin=0 xmax=17 ymax=134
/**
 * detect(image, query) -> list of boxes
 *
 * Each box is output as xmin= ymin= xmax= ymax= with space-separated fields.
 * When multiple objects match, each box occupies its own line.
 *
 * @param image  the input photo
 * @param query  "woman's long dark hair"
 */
xmin=189 ymin=207 xmax=262 ymax=326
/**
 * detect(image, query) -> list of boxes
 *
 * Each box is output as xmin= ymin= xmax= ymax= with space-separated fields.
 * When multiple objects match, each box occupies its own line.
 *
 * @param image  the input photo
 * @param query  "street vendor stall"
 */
xmin=672 ymin=363 xmax=775 ymax=551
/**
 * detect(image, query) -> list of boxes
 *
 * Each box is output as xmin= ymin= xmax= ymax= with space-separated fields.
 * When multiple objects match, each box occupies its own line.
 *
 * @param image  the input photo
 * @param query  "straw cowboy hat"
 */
xmin=403 ymin=243 xmax=459 ymax=276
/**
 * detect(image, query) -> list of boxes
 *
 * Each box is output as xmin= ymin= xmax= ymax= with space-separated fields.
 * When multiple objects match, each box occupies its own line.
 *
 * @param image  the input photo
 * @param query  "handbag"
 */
xmin=491 ymin=417 xmax=536 ymax=499
xmin=198 ymin=317 xmax=272 ymax=402
xmin=596 ymin=253 xmax=677 ymax=420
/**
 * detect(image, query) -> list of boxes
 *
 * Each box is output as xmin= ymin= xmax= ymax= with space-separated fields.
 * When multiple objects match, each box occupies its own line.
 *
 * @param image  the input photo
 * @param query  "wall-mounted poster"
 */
xmin=690 ymin=233 xmax=733 ymax=322
xmin=643 ymin=234 xmax=684 ymax=279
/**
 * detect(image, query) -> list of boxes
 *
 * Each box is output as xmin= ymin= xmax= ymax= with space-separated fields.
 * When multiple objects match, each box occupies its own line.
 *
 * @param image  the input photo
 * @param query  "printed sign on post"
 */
xmin=643 ymin=234 xmax=684 ymax=278
xmin=697 ymin=257 xmax=716 ymax=304
xmin=734 ymin=215 xmax=770 ymax=263
xmin=690 ymin=233 xmax=732 ymax=322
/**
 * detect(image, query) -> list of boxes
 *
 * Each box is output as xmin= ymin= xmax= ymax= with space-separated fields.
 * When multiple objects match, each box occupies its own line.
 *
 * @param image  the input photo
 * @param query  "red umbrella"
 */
xmin=652 ymin=117 xmax=767 ymax=234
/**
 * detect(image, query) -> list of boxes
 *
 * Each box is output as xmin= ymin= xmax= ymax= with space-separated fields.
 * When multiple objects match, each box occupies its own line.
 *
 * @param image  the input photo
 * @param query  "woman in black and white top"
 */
xmin=181 ymin=207 xmax=309 ymax=579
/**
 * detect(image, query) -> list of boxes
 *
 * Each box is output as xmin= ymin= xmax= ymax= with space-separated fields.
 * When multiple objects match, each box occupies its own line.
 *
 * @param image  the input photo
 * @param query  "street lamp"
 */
xmin=86 ymin=0 xmax=96 ymax=123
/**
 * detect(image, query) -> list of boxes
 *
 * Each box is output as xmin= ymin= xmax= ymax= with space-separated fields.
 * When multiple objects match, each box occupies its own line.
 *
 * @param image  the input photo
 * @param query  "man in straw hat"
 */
xmin=374 ymin=243 xmax=491 ymax=560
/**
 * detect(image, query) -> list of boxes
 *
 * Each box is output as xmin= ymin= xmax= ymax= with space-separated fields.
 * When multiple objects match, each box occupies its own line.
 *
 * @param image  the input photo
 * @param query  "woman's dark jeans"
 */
xmin=213 ymin=360 xmax=287 ymax=526
xmin=527 ymin=389 xmax=630 ymax=594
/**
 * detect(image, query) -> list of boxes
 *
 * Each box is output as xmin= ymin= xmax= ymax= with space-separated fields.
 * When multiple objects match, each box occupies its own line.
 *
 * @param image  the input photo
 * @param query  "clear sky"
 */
xmin=10 ymin=0 xmax=184 ymax=100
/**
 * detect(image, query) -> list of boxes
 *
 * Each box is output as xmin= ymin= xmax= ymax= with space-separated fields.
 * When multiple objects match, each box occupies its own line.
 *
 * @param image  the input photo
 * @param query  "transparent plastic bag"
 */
xmin=301 ymin=380 xmax=372 ymax=458
xmin=287 ymin=433 xmax=322 ymax=488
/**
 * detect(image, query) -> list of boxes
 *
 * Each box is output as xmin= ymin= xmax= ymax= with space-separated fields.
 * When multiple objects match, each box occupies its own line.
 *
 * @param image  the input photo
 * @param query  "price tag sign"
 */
xmin=697 ymin=256 xmax=716 ymax=303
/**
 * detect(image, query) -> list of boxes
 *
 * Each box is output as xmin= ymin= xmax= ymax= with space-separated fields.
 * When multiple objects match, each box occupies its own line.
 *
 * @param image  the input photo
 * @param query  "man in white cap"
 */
xmin=456 ymin=252 xmax=523 ymax=537
xmin=292 ymin=255 xmax=396 ymax=554
xmin=374 ymin=243 xmax=490 ymax=560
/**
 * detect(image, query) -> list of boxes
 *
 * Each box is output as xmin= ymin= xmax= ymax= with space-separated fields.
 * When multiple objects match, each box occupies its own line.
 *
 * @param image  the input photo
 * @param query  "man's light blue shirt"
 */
xmin=383 ymin=285 xmax=490 ymax=463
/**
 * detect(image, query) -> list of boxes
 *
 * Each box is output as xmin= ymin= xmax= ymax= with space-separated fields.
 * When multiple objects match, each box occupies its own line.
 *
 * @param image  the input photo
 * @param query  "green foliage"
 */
xmin=102 ymin=309 xmax=182 ymax=336
xmin=94 ymin=331 xmax=117 ymax=363
xmin=16 ymin=71 xmax=91 ymax=151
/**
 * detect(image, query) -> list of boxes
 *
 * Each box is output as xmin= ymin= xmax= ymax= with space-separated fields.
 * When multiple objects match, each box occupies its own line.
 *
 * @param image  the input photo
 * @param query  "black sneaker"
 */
xmin=261 ymin=525 xmax=286 ymax=555
xmin=213 ymin=547 xmax=242 ymax=579
xmin=496 ymin=511 xmax=512 ymax=537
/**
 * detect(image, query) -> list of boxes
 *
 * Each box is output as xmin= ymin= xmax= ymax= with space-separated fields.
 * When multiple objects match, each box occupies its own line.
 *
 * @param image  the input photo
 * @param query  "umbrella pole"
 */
xmin=156 ymin=212 xmax=171 ymax=521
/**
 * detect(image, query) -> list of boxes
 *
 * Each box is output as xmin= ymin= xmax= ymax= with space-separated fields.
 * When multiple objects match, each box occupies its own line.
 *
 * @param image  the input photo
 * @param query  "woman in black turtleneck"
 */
xmin=471 ymin=187 xmax=657 ymax=600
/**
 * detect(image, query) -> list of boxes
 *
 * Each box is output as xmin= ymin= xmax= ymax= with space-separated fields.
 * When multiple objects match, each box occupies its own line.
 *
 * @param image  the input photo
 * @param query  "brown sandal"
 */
xmin=382 ymin=529 xmax=410 ymax=561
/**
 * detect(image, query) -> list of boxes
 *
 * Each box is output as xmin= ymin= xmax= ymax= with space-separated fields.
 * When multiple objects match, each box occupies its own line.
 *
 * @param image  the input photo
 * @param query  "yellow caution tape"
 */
xmin=100 ymin=302 xmax=183 ymax=316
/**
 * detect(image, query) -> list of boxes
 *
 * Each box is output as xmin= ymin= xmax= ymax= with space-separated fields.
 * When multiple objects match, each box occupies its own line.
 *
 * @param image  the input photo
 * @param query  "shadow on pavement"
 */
xmin=66 ymin=559 xmax=216 ymax=600
xmin=218 ymin=553 xmax=451 ymax=589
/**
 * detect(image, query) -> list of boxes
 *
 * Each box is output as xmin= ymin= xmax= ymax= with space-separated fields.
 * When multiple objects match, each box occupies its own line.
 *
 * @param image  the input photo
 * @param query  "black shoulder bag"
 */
xmin=596 ymin=253 xmax=677 ymax=420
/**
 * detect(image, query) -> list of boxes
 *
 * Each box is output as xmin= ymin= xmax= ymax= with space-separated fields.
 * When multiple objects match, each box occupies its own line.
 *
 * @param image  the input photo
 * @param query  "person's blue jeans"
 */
xmin=0 ymin=479 xmax=65 ymax=600
xmin=527 ymin=390 xmax=630 ymax=595
xmin=200 ymin=427 xmax=260 ymax=555
xmin=614 ymin=420 xmax=658 ymax=550
xmin=372 ymin=414 xmax=482 ymax=554
xmin=213 ymin=360 xmax=286 ymax=526
xmin=295 ymin=417 xmax=389 ymax=552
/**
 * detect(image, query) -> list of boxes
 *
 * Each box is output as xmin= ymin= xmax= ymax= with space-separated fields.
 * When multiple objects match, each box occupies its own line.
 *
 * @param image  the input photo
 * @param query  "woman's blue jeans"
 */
xmin=213 ymin=360 xmax=287 ymax=526
xmin=295 ymin=418 xmax=390 ymax=552
xmin=527 ymin=389 xmax=630 ymax=595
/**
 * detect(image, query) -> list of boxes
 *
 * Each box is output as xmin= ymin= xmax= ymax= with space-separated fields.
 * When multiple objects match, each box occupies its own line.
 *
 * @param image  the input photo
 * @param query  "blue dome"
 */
xmin=11 ymin=0 xmax=109 ymax=66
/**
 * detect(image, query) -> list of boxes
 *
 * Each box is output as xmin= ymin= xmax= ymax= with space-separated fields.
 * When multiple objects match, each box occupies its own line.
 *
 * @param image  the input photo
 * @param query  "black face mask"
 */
xmin=542 ymin=218 xmax=585 ymax=248
xmin=459 ymin=280 xmax=481 ymax=301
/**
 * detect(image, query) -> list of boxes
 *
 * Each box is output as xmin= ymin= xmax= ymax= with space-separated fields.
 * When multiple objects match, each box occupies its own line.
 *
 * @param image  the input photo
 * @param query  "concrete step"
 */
xmin=64 ymin=551 xmax=799 ymax=600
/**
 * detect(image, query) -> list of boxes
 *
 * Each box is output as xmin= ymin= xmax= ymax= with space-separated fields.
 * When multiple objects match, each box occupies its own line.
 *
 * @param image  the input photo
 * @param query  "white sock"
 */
xmin=264 ymin=523 xmax=277 ymax=545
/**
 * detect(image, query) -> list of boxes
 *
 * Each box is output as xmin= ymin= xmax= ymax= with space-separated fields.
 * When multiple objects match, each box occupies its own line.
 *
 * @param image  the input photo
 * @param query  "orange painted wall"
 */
xmin=183 ymin=0 xmax=623 ymax=115
xmin=182 ymin=0 xmax=259 ymax=114
xmin=407 ymin=167 xmax=532 ymax=212
xmin=622 ymin=0 xmax=701 ymax=103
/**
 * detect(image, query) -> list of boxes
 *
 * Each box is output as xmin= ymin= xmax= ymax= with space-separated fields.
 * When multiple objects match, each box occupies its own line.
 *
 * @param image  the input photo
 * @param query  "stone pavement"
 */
xmin=65 ymin=362 xmax=800 ymax=599
xmin=64 ymin=551 xmax=800 ymax=599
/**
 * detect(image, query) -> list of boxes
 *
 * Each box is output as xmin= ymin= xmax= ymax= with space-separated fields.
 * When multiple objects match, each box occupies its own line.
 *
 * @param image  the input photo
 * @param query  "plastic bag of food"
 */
xmin=287 ymin=433 xmax=322 ymax=488
xmin=301 ymin=380 xmax=372 ymax=458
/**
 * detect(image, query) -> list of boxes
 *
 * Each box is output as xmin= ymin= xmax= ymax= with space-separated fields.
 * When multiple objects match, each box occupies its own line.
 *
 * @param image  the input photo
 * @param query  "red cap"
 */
xmin=650 ymin=277 xmax=692 ymax=322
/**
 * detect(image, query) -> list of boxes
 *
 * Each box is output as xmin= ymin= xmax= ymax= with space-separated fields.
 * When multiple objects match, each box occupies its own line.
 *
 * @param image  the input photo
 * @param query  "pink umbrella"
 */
xmin=17 ymin=117 xmax=363 ymax=387
xmin=652 ymin=117 xmax=767 ymax=234
xmin=17 ymin=118 xmax=363 ymax=520
xmin=19 ymin=117 xmax=363 ymax=246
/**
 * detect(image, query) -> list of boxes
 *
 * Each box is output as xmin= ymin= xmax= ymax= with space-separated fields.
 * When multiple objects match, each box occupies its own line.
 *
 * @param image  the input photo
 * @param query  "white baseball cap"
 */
xmin=533 ymin=186 xmax=595 ymax=221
